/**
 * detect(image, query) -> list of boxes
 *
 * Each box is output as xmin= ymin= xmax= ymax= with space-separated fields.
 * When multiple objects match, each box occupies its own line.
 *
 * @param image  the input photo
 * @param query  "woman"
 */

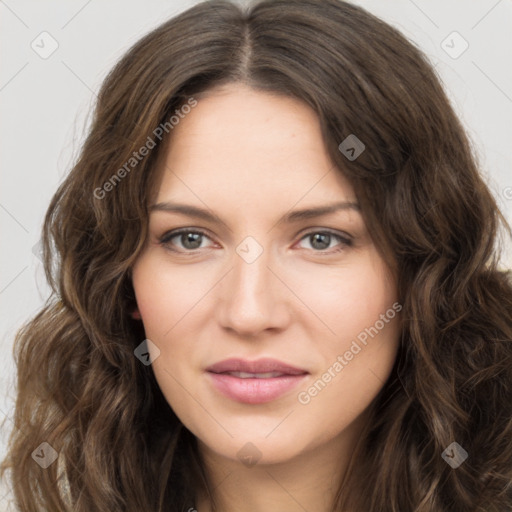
xmin=2 ymin=0 xmax=511 ymax=510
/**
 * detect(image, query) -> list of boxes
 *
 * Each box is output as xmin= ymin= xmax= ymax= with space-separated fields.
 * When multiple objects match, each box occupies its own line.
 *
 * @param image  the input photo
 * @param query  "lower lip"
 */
xmin=207 ymin=372 xmax=308 ymax=404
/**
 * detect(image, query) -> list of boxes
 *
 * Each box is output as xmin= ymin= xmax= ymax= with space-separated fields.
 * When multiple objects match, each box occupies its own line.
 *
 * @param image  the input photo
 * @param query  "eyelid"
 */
xmin=297 ymin=227 xmax=353 ymax=241
xmin=160 ymin=227 xmax=211 ymax=241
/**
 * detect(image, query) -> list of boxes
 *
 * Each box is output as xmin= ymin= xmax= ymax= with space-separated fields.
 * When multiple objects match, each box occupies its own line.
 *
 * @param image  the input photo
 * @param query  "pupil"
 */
xmin=182 ymin=233 xmax=202 ymax=249
xmin=311 ymin=233 xmax=330 ymax=250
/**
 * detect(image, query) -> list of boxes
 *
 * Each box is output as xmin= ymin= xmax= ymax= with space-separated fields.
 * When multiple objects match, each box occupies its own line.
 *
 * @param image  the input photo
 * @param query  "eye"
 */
xmin=159 ymin=229 xmax=215 ymax=251
xmin=296 ymin=230 xmax=352 ymax=252
xmin=158 ymin=228 xmax=352 ymax=253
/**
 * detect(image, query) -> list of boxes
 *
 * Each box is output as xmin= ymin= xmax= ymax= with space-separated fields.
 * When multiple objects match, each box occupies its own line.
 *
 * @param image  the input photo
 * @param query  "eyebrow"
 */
xmin=149 ymin=200 xmax=360 ymax=226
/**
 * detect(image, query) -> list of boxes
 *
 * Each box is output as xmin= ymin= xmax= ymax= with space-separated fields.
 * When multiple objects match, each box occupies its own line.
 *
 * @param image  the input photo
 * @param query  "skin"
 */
xmin=131 ymin=83 xmax=401 ymax=512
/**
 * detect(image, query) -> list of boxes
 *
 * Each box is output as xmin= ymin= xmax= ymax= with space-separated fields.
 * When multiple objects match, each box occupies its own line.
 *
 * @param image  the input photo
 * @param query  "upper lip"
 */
xmin=206 ymin=358 xmax=308 ymax=375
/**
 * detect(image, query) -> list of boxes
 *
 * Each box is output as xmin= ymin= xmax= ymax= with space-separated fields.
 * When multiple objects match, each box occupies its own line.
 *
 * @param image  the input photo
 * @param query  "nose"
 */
xmin=215 ymin=246 xmax=291 ymax=337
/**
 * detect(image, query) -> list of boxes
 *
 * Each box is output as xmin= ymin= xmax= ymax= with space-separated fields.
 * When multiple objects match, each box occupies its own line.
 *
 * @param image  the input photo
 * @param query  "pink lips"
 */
xmin=206 ymin=358 xmax=308 ymax=404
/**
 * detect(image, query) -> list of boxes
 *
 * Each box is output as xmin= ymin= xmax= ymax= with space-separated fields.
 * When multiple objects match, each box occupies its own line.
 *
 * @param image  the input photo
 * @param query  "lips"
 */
xmin=206 ymin=358 xmax=308 ymax=404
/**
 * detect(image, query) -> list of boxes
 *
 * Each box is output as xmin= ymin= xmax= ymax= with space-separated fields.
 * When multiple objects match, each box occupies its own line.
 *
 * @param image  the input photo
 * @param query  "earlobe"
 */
xmin=130 ymin=307 xmax=142 ymax=320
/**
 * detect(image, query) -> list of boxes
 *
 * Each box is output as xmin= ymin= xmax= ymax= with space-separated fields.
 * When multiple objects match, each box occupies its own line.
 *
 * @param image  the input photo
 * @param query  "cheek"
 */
xmin=290 ymin=250 xmax=397 ymax=342
xmin=131 ymin=254 xmax=208 ymax=340
xmin=131 ymin=256 xmax=200 ymax=416
xmin=292 ymin=250 xmax=400 ymax=408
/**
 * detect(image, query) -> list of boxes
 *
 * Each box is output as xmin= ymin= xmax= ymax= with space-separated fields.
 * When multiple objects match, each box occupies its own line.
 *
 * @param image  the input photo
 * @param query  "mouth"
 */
xmin=217 ymin=371 xmax=292 ymax=378
xmin=206 ymin=358 xmax=309 ymax=404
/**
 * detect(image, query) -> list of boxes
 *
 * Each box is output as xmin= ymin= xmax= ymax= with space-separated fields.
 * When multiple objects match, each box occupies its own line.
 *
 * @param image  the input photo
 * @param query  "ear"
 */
xmin=130 ymin=306 xmax=142 ymax=320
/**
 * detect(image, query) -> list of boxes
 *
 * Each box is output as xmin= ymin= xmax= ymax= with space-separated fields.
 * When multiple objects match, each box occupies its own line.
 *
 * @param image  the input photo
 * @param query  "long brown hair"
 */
xmin=2 ymin=0 xmax=511 ymax=510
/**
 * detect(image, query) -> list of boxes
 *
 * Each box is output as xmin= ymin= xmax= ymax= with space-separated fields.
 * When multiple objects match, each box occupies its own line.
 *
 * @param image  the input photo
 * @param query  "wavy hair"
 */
xmin=2 ymin=0 xmax=512 ymax=510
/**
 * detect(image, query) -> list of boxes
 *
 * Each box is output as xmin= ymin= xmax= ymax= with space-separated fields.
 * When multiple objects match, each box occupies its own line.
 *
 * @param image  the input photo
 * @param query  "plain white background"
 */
xmin=1 ymin=0 xmax=511 ymax=509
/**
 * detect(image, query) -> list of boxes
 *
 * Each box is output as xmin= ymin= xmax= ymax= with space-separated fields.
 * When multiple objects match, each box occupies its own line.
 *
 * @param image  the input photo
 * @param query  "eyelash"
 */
xmin=158 ymin=228 xmax=353 ymax=254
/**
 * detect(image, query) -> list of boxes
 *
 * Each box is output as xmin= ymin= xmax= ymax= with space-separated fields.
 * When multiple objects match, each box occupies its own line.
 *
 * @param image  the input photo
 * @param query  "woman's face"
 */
xmin=131 ymin=83 xmax=400 ymax=467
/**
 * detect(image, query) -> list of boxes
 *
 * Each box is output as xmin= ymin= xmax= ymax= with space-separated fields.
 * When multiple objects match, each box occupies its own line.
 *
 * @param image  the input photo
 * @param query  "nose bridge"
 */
xmin=230 ymin=242 xmax=272 ymax=307
xmin=216 ymin=239 xmax=287 ymax=334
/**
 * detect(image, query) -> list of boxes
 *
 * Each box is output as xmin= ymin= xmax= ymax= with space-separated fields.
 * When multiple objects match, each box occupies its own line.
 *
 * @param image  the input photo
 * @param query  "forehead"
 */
xmin=153 ymin=84 xmax=356 ymax=208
